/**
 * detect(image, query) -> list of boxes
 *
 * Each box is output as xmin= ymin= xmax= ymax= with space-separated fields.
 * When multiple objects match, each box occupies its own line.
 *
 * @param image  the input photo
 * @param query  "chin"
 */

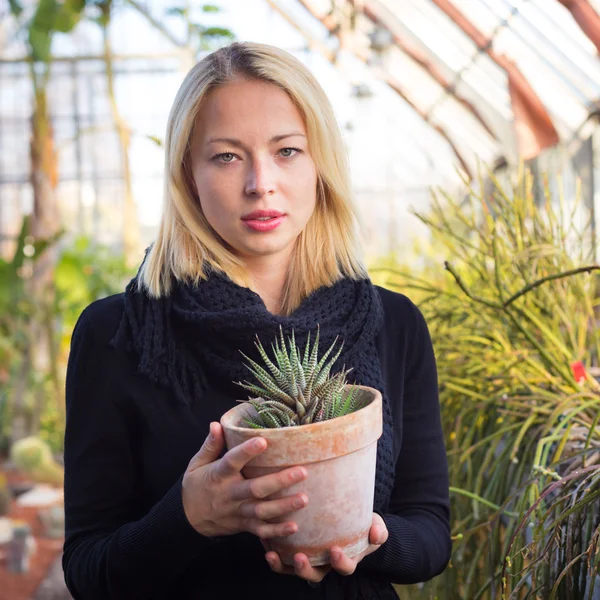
xmin=241 ymin=245 xmax=288 ymax=258
xmin=235 ymin=237 xmax=297 ymax=259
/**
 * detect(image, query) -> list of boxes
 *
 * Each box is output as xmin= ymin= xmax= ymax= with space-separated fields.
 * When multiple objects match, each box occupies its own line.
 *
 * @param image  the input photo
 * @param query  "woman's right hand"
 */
xmin=182 ymin=421 xmax=308 ymax=539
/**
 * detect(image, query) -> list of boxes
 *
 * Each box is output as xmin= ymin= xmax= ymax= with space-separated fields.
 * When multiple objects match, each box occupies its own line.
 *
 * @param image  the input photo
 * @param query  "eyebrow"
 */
xmin=206 ymin=132 xmax=306 ymax=146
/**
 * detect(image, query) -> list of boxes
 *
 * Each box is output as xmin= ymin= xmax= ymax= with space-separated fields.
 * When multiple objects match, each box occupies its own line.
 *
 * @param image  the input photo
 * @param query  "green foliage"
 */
xmin=0 ymin=215 xmax=62 ymax=311
xmin=13 ymin=0 xmax=88 ymax=62
xmin=38 ymin=377 xmax=67 ymax=454
xmin=234 ymin=325 xmax=366 ymax=428
xmin=0 ymin=225 xmax=133 ymax=454
xmin=0 ymin=472 xmax=10 ymax=516
xmin=10 ymin=435 xmax=64 ymax=486
xmin=165 ymin=6 xmax=186 ymax=17
xmin=372 ymin=166 xmax=600 ymax=599
xmin=146 ymin=134 xmax=163 ymax=147
xmin=8 ymin=0 xmax=23 ymax=19
xmin=202 ymin=26 xmax=235 ymax=40
xmin=0 ymin=217 xmax=63 ymax=450
xmin=38 ymin=236 xmax=134 ymax=450
xmin=165 ymin=3 xmax=235 ymax=53
xmin=55 ymin=236 xmax=133 ymax=333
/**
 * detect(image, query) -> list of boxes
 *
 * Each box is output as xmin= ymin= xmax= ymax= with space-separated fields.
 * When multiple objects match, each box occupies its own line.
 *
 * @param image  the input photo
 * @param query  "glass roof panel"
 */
xmin=432 ymin=94 xmax=501 ymax=160
xmin=380 ymin=0 xmax=477 ymax=72
xmin=375 ymin=0 xmax=513 ymax=125
xmin=379 ymin=0 xmax=600 ymax=147
xmin=452 ymin=78 xmax=519 ymax=159
xmin=445 ymin=0 xmax=502 ymax=37
xmin=493 ymin=32 xmax=587 ymax=134
xmin=384 ymin=47 xmax=448 ymax=114
xmin=530 ymin=0 xmax=600 ymax=58
xmin=522 ymin=0 xmax=600 ymax=100
xmin=457 ymin=53 xmax=512 ymax=119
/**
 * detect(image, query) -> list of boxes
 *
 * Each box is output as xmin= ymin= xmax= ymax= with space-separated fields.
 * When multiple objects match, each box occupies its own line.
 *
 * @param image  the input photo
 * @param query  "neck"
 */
xmin=244 ymin=254 xmax=291 ymax=316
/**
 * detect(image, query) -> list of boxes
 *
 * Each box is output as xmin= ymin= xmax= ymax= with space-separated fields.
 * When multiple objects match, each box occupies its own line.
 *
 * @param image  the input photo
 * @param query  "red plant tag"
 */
xmin=571 ymin=361 xmax=586 ymax=383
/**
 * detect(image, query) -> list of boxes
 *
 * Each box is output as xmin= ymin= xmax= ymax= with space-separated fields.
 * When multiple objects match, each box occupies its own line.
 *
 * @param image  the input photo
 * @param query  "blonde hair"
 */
xmin=141 ymin=41 xmax=368 ymax=316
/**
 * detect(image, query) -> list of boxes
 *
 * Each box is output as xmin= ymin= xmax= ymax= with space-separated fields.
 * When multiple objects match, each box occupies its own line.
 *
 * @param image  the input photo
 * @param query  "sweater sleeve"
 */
xmin=358 ymin=299 xmax=451 ymax=584
xmin=62 ymin=308 xmax=219 ymax=600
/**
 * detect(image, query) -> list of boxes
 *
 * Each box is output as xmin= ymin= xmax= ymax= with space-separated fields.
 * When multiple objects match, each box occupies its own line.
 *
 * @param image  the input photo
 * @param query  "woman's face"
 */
xmin=188 ymin=78 xmax=318 ymax=264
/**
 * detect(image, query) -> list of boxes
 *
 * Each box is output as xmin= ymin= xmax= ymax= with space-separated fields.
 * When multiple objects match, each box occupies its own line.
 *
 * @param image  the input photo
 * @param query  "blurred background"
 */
xmin=0 ymin=1 xmax=599 ymax=598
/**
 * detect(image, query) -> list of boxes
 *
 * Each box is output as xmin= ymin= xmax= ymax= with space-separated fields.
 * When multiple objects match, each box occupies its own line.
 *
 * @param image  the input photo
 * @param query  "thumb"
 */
xmin=188 ymin=422 xmax=224 ymax=471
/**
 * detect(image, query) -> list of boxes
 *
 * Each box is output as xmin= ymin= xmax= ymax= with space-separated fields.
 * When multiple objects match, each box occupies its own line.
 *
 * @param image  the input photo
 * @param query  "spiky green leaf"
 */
xmin=237 ymin=356 xmax=296 ymax=407
xmin=242 ymin=416 xmax=265 ymax=429
xmin=277 ymin=325 xmax=297 ymax=394
xmin=334 ymin=384 xmax=359 ymax=418
xmin=253 ymin=337 xmax=290 ymax=392
xmin=236 ymin=325 xmax=365 ymax=428
xmin=313 ymin=341 xmax=345 ymax=389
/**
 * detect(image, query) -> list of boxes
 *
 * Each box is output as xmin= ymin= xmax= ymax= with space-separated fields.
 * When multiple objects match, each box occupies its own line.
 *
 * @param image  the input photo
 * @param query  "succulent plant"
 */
xmin=9 ymin=436 xmax=64 ymax=487
xmin=234 ymin=325 xmax=368 ymax=429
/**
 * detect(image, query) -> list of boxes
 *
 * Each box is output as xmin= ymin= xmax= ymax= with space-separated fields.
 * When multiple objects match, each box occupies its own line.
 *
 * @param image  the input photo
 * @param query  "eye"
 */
xmin=214 ymin=152 xmax=236 ymax=163
xmin=280 ymin=147 xmax=302 ymax=158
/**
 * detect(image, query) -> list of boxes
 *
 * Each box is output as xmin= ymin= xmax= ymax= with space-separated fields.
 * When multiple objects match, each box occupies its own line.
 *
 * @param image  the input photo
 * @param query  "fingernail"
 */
xmin=294 ymin=556 xmax=303 ymax=568
xmin=331 ymin=549 xmax=341 ymax=560
xmin=293 ymin=495 xmax=306 ymax=508
xmin=253 ymin=438 xmax=265 ymax=450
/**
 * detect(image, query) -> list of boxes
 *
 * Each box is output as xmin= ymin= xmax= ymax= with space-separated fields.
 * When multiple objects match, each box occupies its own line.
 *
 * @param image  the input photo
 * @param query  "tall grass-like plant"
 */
xmin=371 ymin=165 xmax=600 ymax=599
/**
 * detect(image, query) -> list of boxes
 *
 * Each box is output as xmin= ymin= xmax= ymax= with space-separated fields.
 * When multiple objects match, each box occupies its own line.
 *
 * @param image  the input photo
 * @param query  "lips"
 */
xmin=243 ymin=215 xmax=286 ymax=232
xmin=241 ymin=209 xmax=285 ymax=221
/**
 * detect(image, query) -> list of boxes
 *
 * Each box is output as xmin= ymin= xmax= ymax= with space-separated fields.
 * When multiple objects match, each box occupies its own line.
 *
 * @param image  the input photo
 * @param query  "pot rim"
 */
xmin=221 ymin=385 xmax=383 ymax=465
xmin=221 ymin=384 xmax=381 ymax=434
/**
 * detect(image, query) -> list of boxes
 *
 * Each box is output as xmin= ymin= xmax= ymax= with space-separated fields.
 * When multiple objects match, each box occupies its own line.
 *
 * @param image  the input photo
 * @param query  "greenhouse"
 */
xmin=0 ymin=0 xmax=599 ymax=598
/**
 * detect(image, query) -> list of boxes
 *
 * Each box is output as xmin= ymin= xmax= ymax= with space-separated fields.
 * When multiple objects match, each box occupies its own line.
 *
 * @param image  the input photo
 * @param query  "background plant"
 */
xmin=0 ymin=224 xmax=133 ymax=456
xmin=0 ymin=216 xmax=63 ymax=456
xmin=370 ymin=165 xmax=600 ymax=599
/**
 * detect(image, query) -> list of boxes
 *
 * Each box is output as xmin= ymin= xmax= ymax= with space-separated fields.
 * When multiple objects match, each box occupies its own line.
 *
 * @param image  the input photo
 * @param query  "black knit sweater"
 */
xmin=62 ymin=286 xmax=451 ymax=599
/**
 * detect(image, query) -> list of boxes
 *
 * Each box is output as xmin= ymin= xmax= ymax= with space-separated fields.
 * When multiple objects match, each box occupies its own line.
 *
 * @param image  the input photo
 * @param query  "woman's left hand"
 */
xmin=261 ymin=512 xmax=388 ymax=584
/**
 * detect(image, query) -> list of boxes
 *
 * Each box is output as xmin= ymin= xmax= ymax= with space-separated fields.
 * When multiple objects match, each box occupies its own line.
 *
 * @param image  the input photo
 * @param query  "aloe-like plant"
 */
xmin=234 ymin=325 xmax=367 ymax=428
xmin=371 ymin=165 xmax=600 ymax=599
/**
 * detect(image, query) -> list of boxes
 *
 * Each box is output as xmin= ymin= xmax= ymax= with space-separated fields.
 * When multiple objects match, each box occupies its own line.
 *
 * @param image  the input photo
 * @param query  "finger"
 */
xmin=214 ymin=436 xmax=267 ymax=479
xmin=230 ymin=466 xmax=307 ymax=502
xmin=240 ymin=518 xmax=298 ymax=539
xmin=260 ymin=538 xmax=271 ymax=552
xmin=293 ymin=553 xmax=330 ymax=583
xmin=265 ymin=551 xmax=295 ymax=576
xmin=369 ymin=519 xmax=389 ymax=546
xmin=187 ymin=422 xmax=224 ymax=471
xmin=238 ymin=493 xmax=308 ymax=520
xmin=329 ymin=546 xmax=357 ymax=576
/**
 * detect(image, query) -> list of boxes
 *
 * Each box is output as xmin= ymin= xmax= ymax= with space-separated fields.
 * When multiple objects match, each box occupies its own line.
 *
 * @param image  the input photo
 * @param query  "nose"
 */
xmin=244 ymin=157 xmax=275 ymax=198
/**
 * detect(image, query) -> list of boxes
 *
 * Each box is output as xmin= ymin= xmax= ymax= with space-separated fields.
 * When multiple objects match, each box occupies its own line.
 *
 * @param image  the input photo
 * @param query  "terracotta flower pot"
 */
xmin=220 ymin=384 xmax=382 ymax=566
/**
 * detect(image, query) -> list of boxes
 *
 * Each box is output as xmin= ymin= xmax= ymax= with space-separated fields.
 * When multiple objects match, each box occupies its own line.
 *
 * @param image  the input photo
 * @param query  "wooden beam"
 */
xmin=556 ymin=0 xmax=600 ymax=54
xmin=292 ymin=0 xmax=473 ymax=178
xmin=430 ymin=0 xmax=559 ymax=159
xmin=362 ymin=1 xmax=498 ymax=141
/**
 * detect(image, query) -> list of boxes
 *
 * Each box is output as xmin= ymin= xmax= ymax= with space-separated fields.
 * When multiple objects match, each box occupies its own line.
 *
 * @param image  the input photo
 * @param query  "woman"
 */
xmin=62 ymin=41 xmax=451 ymax=599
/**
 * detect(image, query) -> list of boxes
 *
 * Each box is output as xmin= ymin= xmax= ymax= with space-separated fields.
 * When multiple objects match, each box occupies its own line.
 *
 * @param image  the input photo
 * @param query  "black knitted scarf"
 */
xmin=110 ymin=263 xmax=395 ymax=512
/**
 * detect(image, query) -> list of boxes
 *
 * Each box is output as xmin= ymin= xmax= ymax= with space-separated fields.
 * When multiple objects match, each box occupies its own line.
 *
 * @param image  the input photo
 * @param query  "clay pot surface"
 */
xmin=220 ymin=385 xmax=382 ymax=566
